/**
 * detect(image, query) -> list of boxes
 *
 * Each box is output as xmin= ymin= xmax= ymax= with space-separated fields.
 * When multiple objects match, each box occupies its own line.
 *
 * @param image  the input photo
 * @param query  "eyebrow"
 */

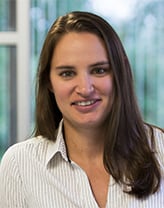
xmin=55 ymin=61 xmax=110 ymax=70
xmin=55 ymin=65 xmax=74 ymax=70
xmin=89 ymin=61 xmax=110 ymax=68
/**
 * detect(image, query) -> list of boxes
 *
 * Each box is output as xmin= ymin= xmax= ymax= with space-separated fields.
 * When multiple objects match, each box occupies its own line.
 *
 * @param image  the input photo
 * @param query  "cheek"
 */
xmin=100 ymin=78 xmax=113 ymax=96
xmin=52 ymin=84 xmax=70 ymax=103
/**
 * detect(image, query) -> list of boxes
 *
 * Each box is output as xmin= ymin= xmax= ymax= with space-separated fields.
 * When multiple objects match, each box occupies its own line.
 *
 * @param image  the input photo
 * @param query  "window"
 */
xmin=0 ymin=0 xmax=163 ymax=158
xmin=31 ymin=0 xmax=164 ymax=127
xmin=0 ymin=46 xmax=16 ymax=157
xmin=0 ymin=0 xmax=30 ymax=157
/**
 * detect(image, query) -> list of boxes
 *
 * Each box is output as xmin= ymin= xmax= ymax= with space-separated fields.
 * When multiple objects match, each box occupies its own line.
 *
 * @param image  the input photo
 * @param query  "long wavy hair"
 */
xmin=34 ymin=11 xmax=161 ymax=198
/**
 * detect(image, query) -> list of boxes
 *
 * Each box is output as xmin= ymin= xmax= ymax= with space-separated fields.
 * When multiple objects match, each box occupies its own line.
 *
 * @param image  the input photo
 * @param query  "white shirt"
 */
xmin=0 ymin=122 xmax=164 ymax=208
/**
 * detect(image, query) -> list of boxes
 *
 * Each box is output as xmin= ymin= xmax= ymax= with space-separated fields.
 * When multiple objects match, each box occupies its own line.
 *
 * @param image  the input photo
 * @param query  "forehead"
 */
xmin=52 ymin=32 xmax=108 ymax=59
xmin=57 ymin=31 xmax=103 ymax=45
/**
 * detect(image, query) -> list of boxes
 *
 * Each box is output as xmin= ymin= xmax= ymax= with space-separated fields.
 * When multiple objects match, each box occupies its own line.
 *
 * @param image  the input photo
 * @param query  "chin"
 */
xmin=76 ymin=119 xmax=104 ymax=128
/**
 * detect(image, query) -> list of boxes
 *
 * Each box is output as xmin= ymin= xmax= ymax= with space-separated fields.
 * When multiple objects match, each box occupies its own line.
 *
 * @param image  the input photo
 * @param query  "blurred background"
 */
xmin=0 ymin=0 xmax=164 ymax=158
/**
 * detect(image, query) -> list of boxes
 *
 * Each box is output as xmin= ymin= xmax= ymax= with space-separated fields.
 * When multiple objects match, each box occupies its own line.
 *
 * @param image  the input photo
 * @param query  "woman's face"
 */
xmin=50 ymin=32 xmax=114 ymax=130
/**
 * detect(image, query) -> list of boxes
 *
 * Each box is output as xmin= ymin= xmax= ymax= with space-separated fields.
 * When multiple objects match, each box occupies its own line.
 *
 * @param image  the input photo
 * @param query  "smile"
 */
xmin=72 ymin=100 xmax=98 ymax=106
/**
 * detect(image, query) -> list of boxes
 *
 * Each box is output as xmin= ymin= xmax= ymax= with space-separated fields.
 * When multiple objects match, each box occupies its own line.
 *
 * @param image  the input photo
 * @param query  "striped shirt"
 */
xmin=0 ymin=122 xmax=164 ymax=208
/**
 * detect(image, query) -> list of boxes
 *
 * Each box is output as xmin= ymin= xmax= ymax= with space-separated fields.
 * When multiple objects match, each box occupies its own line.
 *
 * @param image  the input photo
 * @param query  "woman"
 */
xmin=0 ymin=11 xmax=164 ymax=208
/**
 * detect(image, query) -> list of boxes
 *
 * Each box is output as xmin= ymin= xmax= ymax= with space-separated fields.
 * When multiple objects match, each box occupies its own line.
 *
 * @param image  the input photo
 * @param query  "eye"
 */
xmin=59 ymin=70 xmax=75 ymax=78
xmin=92 ymin=67 xmax=109 ymax=76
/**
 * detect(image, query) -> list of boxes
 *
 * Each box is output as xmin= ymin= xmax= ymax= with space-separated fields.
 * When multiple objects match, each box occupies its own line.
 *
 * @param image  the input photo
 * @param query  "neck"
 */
xmin=63 ymin=120 xmax=105 ymax=161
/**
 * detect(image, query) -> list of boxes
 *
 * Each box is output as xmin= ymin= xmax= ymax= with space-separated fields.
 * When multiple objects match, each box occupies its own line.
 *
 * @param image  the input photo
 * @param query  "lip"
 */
xmin=71 ymin=98 xmax=101 ymax=113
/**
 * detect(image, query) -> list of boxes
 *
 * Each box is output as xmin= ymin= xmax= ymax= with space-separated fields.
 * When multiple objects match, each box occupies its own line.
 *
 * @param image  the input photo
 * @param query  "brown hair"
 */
xmin=34 ymin=11 xmax=161 ymax=198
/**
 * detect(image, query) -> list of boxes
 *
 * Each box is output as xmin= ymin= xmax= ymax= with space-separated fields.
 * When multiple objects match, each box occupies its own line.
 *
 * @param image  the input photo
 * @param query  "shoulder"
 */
xmin=151 ymin=126 xmax=164 ymax=151
xmin=148 ymin=126 xmax=164 ymax=174
xmin=153 ymin=126 xmax=164 ymax=138
xmin=145 ymin=124 xmax=164 ymax=145
xmin=0 ymin=136 xmax=52 ymax=168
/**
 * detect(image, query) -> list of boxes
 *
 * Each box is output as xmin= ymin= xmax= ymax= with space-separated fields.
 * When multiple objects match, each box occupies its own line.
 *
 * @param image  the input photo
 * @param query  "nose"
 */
xmin=75 ymin=74 xmax=94 ymax=97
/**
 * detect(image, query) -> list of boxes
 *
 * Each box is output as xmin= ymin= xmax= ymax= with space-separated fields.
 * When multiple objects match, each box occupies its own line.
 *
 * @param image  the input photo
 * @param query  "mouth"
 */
xmin=71 ymin=99 xmax=100 ymax=107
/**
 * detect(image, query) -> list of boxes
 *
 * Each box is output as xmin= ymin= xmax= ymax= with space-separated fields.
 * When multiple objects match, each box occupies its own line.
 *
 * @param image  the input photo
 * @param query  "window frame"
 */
xmin=0 ymin=0 xmax=30 ymax=143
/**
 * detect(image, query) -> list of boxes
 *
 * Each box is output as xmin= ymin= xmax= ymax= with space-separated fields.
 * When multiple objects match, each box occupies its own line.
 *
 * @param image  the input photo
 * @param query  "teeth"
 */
xmin=76 ymin=100 xmax=95 ymax=106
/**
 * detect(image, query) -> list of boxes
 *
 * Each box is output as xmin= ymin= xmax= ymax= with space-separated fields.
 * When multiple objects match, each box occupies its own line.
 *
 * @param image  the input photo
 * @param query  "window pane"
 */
xmin=0 ymin=46 xmax=17 ymax=158
xmin=0 ymin=0 xmax=16 ymax=31
xmin=30 ymin=0 xmax=164 ymax=128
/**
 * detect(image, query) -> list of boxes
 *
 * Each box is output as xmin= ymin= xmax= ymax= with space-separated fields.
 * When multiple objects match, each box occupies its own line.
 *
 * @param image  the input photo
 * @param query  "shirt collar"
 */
xmin=45 ymin=120 xmax=69 ymax=165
